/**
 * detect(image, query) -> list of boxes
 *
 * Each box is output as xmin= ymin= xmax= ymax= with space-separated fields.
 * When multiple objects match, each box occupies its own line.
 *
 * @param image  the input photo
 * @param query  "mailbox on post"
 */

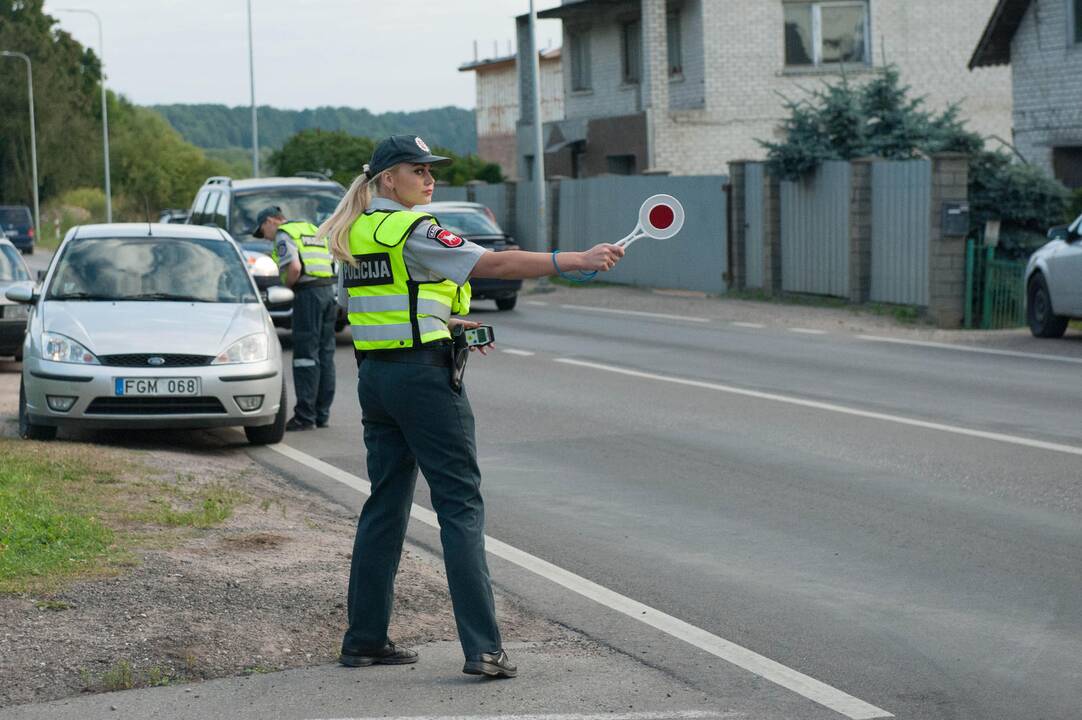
xmin=941 ymin=202 xmax=970 ymax=237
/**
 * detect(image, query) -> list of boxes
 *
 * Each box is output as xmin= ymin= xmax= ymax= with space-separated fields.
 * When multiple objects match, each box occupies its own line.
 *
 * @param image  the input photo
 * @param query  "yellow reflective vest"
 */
xmin=344 ymin=210 xmax=471 ymax=350
xmin=272 ymin=221 xmax=334 ymax=280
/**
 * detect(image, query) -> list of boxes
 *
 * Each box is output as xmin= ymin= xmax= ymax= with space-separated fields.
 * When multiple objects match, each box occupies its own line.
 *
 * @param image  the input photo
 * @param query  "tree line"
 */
xmin=152 ymin=104 xmax=477 ymax=157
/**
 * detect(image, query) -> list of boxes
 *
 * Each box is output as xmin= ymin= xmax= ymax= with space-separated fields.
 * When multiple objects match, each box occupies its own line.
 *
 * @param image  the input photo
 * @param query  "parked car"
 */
xmin=186 ymin=174 xmax=347 ymax=330
xmin=415 ymin=201 xmax=522 ymax=310
xmin=0 ymin=205 xmax=34 ymax=254
xmin=0 ymin=236 xmax=33 ymax=359
xmin=5 ymin=223 xmax=292 ymax=444
xmin=1025 ymin=213 xmax=1082 ymax=338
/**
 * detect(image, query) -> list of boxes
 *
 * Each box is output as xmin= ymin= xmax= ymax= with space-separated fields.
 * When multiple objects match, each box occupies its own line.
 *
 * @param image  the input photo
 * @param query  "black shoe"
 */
xmin=285 ymin=417 xmax=315 ymax=432
xmin=316 ymin=420 xmax=329 ymax=429
xmin=339 ymin=641 xmax=418 ymax=667
xmin=463 ymin=649 xmax=517 ymax=678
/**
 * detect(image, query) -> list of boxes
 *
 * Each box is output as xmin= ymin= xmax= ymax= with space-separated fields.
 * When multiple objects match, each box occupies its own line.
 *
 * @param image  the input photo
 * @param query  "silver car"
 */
xmin=1026 ymin=213 xmax=1082 ymax=338
xmin=0 ymin=236 xmax=33 ymax=358
xmin=6 ymin=223 xmax=294 ymax=444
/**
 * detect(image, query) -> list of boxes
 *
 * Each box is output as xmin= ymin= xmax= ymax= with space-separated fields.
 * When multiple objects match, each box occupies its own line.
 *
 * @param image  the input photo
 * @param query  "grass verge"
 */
xmin=0 ymin=439 xmax=247 ymax=594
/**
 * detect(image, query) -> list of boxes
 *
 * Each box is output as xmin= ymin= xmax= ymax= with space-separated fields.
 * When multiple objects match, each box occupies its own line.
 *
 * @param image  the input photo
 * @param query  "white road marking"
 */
xmin=560 ymin=304 xmax=711 ymax=323
xmin=268 ymin=443 xmax=892 ymax=720
xmin=525 ymin=300 xmax=550 ymax=306
xmin=732 ymin=322 xmax=766 ymax=329
xmin=501 ymin=348 xmax=536 ymax=356
xmin=555 ymin=357 xmax=1082 ymax=458
xmin=308 ymin=713 xmax=736 ymax=720
xmin=858 ymin=335 xmax=1082 ymax=365
xmin=788 ymin=328 xmax=827 ymax=335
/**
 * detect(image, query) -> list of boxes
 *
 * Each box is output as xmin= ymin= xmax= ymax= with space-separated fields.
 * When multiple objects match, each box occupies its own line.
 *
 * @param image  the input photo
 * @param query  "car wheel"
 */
xmin=495 ymin=295 xmax=517 ymax=311
xmin=1027 ymin=273 xmax=1069 ymax=338
xmin=19 ymin=378 xmax=57 ymax=441
xmin=244 ymin=381 xmax=286 ymax=445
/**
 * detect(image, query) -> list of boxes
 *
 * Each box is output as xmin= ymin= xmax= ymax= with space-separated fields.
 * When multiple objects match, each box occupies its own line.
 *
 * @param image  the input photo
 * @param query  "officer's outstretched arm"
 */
xmin=470 ymin=243 xmax=623 ymax=280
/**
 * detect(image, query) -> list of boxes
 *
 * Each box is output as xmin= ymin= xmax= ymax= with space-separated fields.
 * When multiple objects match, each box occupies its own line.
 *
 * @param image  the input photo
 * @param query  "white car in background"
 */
xmin=6 ymin=223 xmax=293 ymax=444
xmin=0 ymin=236 xmax=33 ymax=359
xmin=1026 ymin=213 xmax=1082 ymax=338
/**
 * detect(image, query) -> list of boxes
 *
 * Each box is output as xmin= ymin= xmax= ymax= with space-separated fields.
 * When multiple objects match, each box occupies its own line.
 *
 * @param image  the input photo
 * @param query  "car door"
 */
xmin=1047 ymin=215 xmax=1082 ymax=315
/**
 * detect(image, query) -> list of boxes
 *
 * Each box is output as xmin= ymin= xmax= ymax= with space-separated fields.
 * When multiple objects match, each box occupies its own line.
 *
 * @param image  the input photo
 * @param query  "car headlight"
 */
xmin=247 ymin=254 xmax=279 ymax=277
xmin=213 ymin=333 xmax=269 ymax=365
xmin=4 ymin=304 xmax=29 ymax=320
xmin=42 ymin=332 xmax=100 ymax=364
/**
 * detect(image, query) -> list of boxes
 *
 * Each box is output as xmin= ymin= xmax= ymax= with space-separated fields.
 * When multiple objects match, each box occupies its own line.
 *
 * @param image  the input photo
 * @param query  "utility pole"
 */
xmin=58 ymin=8 xmax=111 ymax=222
xmin=247 ymin=0 xmax=260 ymax=177
xmin=0 ymin=51 xmax=40 ymax=241
xmin=528 ymin=0 xmax=548 ymax=254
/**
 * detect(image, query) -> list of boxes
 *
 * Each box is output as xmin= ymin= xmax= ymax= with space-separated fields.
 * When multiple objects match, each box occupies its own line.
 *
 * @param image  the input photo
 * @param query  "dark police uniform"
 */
xmin=273 ymin=221 xmax=337 ymax=429
xmin=339 ymin=193 xmax=510 ymax=668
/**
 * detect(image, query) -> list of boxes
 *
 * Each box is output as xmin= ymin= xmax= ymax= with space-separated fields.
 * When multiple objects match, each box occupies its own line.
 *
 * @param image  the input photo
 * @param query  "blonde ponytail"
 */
xmin=321 ymin=166 xmax=377 ymax=264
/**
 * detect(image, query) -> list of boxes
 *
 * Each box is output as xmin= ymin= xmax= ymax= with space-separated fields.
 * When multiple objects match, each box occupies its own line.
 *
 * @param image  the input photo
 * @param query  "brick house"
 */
xmin=459 ymin=49 xmax=563 ymax=180
xmin=515 ymin=0 xmax=1012 ymax=178
xmin=970 ymin=0 xmax=1082 ymax=188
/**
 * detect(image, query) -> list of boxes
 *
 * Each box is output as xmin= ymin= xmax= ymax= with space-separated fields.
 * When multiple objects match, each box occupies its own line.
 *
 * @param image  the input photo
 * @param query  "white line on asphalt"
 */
xmin=858 ymin=335 xmax=1082 ymax=365
xmin=307 ymin=713 xmax=737 ymax=720
xmin=525 ymin=300 xmax=550 ymax=306
xmin=268 ymin=443 xmax=892 ymax=720
xmin=559 ymin=304 xmax=711 ymax=323
xmin=732 ymin=322 xmax=766 ymax=329
xmin=501 ymin=348 xmax=536 ymax=356
xmin=554 ymin=357 xmax=1082 ymax=458
xmin=788 ymin=328 xmax=827 ymax=335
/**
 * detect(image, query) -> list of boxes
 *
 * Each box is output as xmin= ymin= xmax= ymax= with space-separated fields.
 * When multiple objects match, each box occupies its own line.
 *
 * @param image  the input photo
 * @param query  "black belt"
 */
xmin=356 ymin=346 xmax=451 ymax=368
xmin=294 ymin=278 xmax=336 ymax=290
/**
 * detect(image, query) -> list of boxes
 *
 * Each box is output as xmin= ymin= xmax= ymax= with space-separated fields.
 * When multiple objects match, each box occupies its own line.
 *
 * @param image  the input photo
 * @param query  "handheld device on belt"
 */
xmin=450 ymin=325 xmax=470 ymax=391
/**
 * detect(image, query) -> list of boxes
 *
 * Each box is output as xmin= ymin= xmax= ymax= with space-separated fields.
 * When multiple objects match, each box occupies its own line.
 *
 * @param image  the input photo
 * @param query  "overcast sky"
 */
xmin=42 ymin=0 xmax=563 ymax=112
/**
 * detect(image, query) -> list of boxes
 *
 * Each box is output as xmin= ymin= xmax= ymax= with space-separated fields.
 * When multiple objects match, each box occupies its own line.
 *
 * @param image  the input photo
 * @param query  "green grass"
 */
xmin=143 ymin=483 xmax=247 ymax=528
xmin=0 ymin=442 xmax=121 ymax=593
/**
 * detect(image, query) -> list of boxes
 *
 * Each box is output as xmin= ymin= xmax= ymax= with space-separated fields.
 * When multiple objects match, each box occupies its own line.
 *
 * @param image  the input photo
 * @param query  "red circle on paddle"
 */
xmin=649 ymin=204 xmax=675 ymax=230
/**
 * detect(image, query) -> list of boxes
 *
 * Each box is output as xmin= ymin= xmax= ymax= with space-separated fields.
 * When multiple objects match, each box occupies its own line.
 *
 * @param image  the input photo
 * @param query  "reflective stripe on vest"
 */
xmin=344 ymin=209 xmax=471 ymax=350
xmin=275 ymin=221 xmax=334 ymax=278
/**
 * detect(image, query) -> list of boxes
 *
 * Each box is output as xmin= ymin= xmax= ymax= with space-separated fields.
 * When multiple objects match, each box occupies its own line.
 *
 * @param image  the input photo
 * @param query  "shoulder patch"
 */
xmin=426 ymin=224 xmax=465 ymax=248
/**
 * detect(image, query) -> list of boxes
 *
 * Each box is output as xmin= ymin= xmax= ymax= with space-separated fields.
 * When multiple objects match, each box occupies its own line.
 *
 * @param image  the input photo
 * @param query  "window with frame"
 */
xmin=668 ymin=10 xmax=683 ymax=77
xmin=622 ymin=19 xmax=642 ymax=84
xmin=784 ymin=1 xmax=869 ymax=67
xmin=569 ymin=29 xmax=591 ymax=91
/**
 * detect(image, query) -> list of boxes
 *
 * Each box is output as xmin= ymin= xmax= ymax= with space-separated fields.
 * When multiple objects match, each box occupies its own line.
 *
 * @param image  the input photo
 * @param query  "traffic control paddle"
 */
xmin=615 ymin=194 xmax=685 ymax=250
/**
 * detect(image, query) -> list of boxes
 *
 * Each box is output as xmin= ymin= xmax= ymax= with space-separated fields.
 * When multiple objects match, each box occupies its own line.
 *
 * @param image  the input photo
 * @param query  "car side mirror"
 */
xmin=1048 ymin=225 xmax=1070 ymax=241
xmin=5 ymin=283 xmax=37 ymax=303
xmin=36 ymin=269 xmax=47 ymax=283
xmin=265 ymin=286 xmax=294 ymax=305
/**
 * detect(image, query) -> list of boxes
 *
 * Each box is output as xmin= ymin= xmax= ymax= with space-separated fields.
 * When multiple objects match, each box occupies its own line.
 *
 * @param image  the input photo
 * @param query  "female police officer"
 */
xmin=320 ymin=134 xmax=623 ymax=679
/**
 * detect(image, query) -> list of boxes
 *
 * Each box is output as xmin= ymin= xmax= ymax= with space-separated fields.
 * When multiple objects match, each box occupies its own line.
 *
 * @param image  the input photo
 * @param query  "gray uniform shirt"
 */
xmin=337 ymin=197 xmax=487 ymax=309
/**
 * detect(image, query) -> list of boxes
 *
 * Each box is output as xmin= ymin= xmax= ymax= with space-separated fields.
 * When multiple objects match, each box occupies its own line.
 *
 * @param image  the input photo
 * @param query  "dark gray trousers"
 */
xmin=290 ymin=283 xmax=337 ymax=425
xmin=342 ymin=358 xmax=502 ymax=660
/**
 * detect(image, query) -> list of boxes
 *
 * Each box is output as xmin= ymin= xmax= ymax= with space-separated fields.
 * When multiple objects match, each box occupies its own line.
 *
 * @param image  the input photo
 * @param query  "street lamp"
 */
xmin=0 ymin=51 xmax=41 ymax=243
xmin=56 ymin=8 xmax=112 ymax=223
xmin=247 ymin=0 xmax=260 ymax=177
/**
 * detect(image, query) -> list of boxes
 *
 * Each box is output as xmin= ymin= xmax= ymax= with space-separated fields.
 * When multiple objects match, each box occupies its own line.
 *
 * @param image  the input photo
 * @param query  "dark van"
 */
xmin=0 ymin=206 xmax=34 ymax=254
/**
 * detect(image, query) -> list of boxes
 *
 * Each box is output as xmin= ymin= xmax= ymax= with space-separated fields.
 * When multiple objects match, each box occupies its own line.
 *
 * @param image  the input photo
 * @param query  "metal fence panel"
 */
xmin=780 ymin=161 xmax=850 ymax=297
xmin=472 ymin=183 xmax=510 ymax=230
xmin=871 ymin=160 xmax=931 ymax=306
xmin=436 ymin=185 xmax=468 ymax=203
xmin=744 ymin=163 xmax=765 ymax=289
xmin=556 ymin=175 xmax=728 ymax=294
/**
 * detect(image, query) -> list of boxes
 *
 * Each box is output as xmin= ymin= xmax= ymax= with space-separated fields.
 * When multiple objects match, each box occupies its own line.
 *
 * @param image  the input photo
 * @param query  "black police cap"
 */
xmin=252 ymin=205 xmax=284 ymax=238
xmin=367 ymin=135 xmax=451 ymax=178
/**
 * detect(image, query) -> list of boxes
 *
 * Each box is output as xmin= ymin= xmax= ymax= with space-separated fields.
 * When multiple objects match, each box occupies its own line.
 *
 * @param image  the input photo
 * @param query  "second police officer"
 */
xmin=319 ymin=135 xmax=624 ymax=678
xmin=254 ymin=206 xmax=338 ymax=431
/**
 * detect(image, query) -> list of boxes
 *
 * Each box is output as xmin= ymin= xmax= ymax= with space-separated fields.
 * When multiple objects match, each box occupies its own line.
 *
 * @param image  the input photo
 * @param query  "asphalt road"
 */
xmin=270 ymin=297 xmax=1082 ymax=720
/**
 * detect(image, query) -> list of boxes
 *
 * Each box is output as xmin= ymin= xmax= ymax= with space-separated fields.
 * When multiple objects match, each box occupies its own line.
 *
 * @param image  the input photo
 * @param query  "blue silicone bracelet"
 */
xmin=552 ymin=250 xmax=598 ymax=283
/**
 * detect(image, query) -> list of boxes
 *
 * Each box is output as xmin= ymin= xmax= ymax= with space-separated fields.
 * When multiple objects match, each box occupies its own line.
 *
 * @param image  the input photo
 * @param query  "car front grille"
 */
xmin=85 ymin=397 xmax=227 ymax=415
xmin=98 ymin=353 xmax=214 ymax=367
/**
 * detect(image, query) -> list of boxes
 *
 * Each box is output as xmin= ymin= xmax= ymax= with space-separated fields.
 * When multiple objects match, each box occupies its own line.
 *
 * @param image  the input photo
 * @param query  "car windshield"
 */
xmin=0 ymin=244 xmax=31 ymax=281
xmin=47 ymin=237 xmax=258 ymax=303
xmin=0 ymin=208 xmax=31 ymax=227
xmin=431 ymin=210 xmax=503 ymax=237
xmin=230 ymin=188 xmax=343 ymax=238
